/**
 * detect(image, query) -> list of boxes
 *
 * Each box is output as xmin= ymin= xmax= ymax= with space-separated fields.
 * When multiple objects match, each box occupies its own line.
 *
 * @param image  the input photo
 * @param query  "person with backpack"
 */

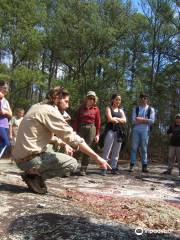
xmin=101 ymin=94 xmax=126 ymax=175
xmin=129 ymin=93 xmax=155 ymax=173
xmin=162 ymin=113 xmax=180 ymax=176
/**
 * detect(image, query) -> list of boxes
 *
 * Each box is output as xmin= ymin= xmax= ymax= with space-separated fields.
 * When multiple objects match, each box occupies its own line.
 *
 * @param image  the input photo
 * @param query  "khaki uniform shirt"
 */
xmin=12 ymin=103 xmax=84 ymax=161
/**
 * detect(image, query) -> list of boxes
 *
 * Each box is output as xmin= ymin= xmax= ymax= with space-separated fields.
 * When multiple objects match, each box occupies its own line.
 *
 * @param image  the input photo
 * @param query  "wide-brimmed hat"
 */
xmin=86 ymin=91 xmax=96 ymax=97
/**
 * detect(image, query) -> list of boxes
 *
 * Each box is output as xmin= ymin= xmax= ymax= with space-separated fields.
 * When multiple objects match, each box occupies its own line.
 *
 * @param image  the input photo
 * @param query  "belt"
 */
xmin=15 ymin=153 xmax=42 ymax=164
xmin=80 ymin=123 xmax=94 ymax=126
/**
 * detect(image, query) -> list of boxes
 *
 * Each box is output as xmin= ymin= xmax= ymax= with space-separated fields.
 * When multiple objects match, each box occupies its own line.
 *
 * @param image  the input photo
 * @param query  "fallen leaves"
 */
xmin=61 ymin=189 xmax=180 ymax=231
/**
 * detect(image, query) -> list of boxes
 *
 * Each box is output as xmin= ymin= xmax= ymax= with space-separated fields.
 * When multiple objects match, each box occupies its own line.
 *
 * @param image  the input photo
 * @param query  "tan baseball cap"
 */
xmin=86 ymin=91 xmax=96 ymax=97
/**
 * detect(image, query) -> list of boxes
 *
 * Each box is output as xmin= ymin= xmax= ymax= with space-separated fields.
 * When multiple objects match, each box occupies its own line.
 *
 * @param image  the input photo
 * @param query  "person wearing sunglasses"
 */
xmin=129 ymin=93 xmax=155 ymax=173
xmin=73 ymin=91 xmax=101 ymax=176
xmin=162 ymin=113 xmax=180 ymax=176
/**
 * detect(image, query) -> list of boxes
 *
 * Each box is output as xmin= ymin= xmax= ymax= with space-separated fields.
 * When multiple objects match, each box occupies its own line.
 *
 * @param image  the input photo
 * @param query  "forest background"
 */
xmin=0 ymin=0 xmax=179 ymax=161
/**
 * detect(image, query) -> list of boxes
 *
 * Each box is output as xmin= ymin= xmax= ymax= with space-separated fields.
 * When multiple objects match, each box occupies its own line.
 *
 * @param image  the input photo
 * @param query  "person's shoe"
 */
xmin=129 ymin=163 xmax=134 ymax=172
xmin=101 ymin=169 xmax=107 ymax=176
xmin=142 ymin=164 xmax=149 ymax=173
xmin=63 ymin=171 xmax=71 ymax=178
xmin=111 ymin=169 xmax=119 ymax=175
xmin=21 ymin=174 xmax=47 ymax=194
xmin=162 ymin=169 xmax=172 ymax=175
xmin=79 ymin=167 xmax=87 ymax=176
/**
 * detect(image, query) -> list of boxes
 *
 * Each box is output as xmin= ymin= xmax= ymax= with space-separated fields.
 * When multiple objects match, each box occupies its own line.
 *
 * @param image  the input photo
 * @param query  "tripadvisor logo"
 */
xmin=135 ymin=227 xmax=173 ymax=235
xmin=135 ymin=227 xmax=143 ymax=235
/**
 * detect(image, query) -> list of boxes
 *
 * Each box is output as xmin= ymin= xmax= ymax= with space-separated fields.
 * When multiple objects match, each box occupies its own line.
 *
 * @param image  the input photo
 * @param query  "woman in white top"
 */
xmin=102 ymin=94 xmax=126 ymax=175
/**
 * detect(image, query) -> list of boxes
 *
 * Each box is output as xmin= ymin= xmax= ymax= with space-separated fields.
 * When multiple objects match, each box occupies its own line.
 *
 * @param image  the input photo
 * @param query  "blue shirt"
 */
xmin=132 ymin=105 xmax=155 ymax=131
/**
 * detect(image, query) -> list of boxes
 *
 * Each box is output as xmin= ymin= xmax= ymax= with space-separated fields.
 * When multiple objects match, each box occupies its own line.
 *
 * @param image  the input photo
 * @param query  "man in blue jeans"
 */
xmin=129 ymin=93 xmax=155 ymax=173
xmin=0 ymin=80 xmax=12 ymax=158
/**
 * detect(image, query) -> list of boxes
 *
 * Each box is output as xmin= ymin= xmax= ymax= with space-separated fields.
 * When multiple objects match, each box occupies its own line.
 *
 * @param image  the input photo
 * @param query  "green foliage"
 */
xmin=9 ymin=66 xmax=45 ymax=109
xmin=0 ymin=0 xmax=179 ymax=159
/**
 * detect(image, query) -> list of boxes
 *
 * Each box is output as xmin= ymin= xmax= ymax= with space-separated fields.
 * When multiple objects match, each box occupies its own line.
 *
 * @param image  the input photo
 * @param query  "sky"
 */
xmin=131 ymin=0 xmax=143 ymax=13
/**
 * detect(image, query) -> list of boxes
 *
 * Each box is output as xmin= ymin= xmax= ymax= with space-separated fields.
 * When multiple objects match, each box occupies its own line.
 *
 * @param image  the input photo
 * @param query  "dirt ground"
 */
xmin=0 ymin=159 xmax=179 ymax=240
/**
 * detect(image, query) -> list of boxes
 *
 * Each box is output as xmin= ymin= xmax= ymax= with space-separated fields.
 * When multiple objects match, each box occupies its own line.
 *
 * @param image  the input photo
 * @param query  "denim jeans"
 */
xmin=0 ymin=127 xmax=10 ymax=157
xmin=130 ymin=128 xmax=149 ymax=166
xmin=102 ymin=130 xmax=122 ymax=169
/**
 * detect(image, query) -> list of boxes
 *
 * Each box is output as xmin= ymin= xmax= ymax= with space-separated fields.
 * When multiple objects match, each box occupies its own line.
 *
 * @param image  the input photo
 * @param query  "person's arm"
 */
xmin=0 ymin=99 xmax=12 ymax=119
xmin=148 ymin=107 xmax=155 ymax=125
xmin=106 ymin=107 xmax=119 ymax=124
xmin=136 ymin=117 xmax=148 ymax=124
xmin=94 ymin=107 xmax=101 ymax=143
xmin=9 ymin=119 xmax=13 ymax=140
xmin=50 ymin=136 xmax=74 ymax=156
xmin=132 ymin=107 xmax=137 ymax=124
xmin=44 ymin=109 xmax=111 ymax=170
xmin=136 ymin=107 xmax=155 ymax=124
xmin=116 ymin=109 xmax=126 ymax=124
xmin=79 ymin=141 xmax=111 ymax=170
xmin=167 ymin=126 xmax=173 ymax=139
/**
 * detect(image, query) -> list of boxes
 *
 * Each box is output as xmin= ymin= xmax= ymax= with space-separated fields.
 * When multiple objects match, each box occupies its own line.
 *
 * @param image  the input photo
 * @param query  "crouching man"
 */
xmin=12 ymin=87 xmax=111 ymax=194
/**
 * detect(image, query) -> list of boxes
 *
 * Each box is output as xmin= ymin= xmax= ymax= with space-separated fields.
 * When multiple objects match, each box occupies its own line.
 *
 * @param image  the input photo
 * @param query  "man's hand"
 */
xmin=136 ymin=117 xmax=147 ymax=124
xmin=96 ymin=156 xmax=112 ymax=170
xmin=112 ymin=117 xmax=119 ymax=124
xmin=0 ymin=109 xmax=7 ymax=115
xmin=64 ymin=144 xmax=74 ymax=156
xmin=94 ymin=134 xmax=99 ymax=143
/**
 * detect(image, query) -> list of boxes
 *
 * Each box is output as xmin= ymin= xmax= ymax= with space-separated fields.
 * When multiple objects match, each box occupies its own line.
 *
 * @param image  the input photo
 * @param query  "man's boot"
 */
xmin=129 ymin=163 xmax=134 ymax=172
xmin=142 ymin=164 xmax=149 ymax=173
xmin=21 ymin=173 xmax=47 ymax=194
xmin=111 ymin=169 xmax=119 ymax=175
xmin=162 ymin=169 xmax=172 ymax=175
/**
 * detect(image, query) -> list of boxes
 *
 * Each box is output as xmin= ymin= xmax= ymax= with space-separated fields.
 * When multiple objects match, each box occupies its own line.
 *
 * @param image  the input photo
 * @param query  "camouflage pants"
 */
xmin=16 ymin=149 xmax=78 ymax=180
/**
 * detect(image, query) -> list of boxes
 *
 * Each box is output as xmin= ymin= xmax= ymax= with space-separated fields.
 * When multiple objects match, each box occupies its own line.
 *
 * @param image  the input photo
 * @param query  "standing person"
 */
xmin=73 ymin=91 xmax=101 ymax=176
xmin=102 ymin=94 xmax=126 ymax=175
xmin=9 ymin=108 xmax=25 ymax=150
xmin=162 ymin=113 xmax=180 ymax=176
xmin=0 ymin=80 xmax=12 ymax=158
xmin=12 ymin=87 xmax=110 ymax=194
xmin=129 ymin=93 xmax=155 ymax=173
